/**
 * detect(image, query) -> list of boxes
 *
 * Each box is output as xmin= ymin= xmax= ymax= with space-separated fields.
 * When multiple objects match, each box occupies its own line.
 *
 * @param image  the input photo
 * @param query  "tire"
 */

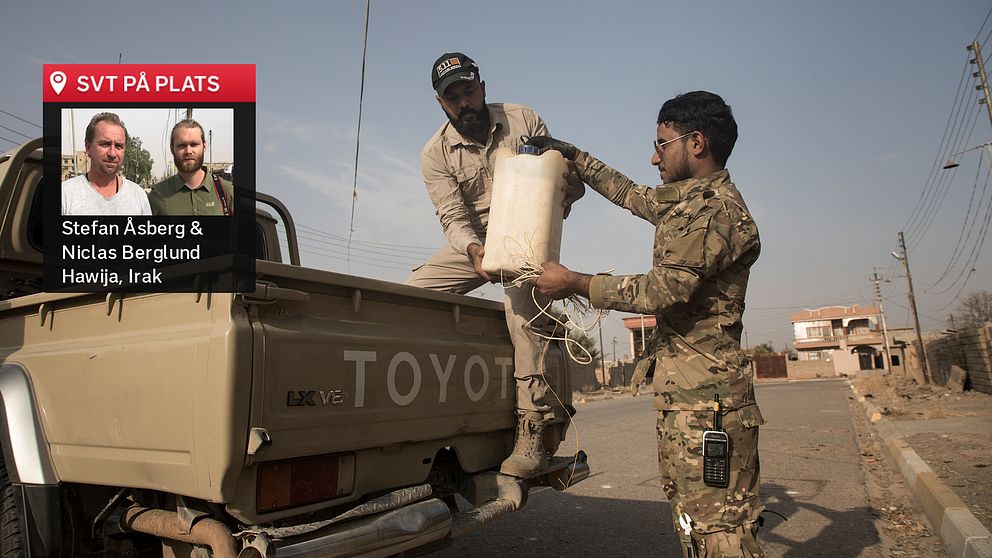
xmin=0 ymin=453 xmax=25 ymax=558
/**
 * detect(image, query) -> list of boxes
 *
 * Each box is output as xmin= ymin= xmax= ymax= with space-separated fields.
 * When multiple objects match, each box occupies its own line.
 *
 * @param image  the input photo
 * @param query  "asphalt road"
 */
xmin=431 ymin=379 xmax=890 ymax=557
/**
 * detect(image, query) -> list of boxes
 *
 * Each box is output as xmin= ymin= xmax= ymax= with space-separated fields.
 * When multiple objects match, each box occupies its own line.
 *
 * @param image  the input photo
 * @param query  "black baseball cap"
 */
xmin=431 ymin=52 xmax=479 ymax=95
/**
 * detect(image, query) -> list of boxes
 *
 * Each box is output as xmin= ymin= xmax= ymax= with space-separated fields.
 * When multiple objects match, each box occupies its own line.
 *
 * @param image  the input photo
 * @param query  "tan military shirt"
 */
xmin=575 ymin=152 xmax=761 ymax=411
xmin=149 ymin=168 xmax=234 ymax=216
xmin=421 ymin=103 xmax=548 ymax=255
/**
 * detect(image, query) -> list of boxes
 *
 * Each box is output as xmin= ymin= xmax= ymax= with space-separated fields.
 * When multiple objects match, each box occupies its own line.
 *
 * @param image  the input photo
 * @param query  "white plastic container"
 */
xmin=482 ymin=145 xmax=567 ymax=278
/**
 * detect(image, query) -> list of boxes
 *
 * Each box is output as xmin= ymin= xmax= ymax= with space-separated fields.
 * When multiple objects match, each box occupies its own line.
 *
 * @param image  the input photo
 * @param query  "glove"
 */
xmin=522 ymin=135 xmax=579 ymax=160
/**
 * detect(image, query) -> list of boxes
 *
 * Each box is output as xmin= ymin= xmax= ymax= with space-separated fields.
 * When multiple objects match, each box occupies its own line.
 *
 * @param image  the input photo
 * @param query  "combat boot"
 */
xmin=499 ymin=411 xmax=548 ymax=477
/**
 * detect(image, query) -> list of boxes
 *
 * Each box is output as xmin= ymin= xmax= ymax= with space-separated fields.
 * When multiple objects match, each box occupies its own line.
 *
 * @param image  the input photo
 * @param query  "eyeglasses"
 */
xmin=653 ymin=131 xmax=697 ymax=155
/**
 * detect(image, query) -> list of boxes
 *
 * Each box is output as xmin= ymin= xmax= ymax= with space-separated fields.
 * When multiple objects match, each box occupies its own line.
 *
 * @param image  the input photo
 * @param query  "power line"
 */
xmin=0 ymin=124 xmax=31 ymax=139
xmin=885 ymin=297 xmax=945 ymax=325
xmin=900 ymin=55 xmax=973 ymax=238
xmin=907 ymin=77 xmax=982 ymax=247
xmin=979 ymin=5 xmax=992 ymax=44
xmin=929 ymin=270 xmax=979 ymax=312
xmin=746 ymin=287 xmax=875 ymax=313
xmin=0 ymin=109 xmax=41 ymax=129
xmin=295 ymin=233 xmax=434 ymax=265
xmin=299 ymin=247 xmax=413 ymax=273
xmin=926 ymin=183 xmax=992 ymax=296
xmin=0 ymin=136 xmax=20 ymax=146
xmin=906 ymin=37 xmax=992 ymax=245
xmin=925 ymin=147 xmax=991 ymax=288
xmin=921 ymin=37 xmax=992 ymax=298
xmin=297 ymin=223 xmax=436 ymax=254
xmin=908 ymin=109 xmax=981 ymax=249
xmin=297 ymin=242 xmax=419 ymax=269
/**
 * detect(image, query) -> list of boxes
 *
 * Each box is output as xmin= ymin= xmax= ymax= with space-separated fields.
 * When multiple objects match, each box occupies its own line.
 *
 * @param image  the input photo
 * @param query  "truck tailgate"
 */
xmin=228 ymin=261 xmax=573 ymax=522
xmin=248 ymin=261 xmax=518 ymax=440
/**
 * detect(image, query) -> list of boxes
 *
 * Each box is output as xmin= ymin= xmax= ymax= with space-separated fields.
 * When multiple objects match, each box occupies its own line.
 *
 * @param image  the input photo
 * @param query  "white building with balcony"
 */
xmin=789 ymin=305 xmax=906 ymax=375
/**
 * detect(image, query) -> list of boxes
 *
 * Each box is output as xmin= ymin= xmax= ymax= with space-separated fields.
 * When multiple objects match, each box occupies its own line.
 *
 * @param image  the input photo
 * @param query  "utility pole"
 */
xmin=209 ymin=129 xmax=213 ymax=166
xmin=598 ymin=326 xmax=607 ymax=390
xmin=639 ymin=315 xmax=646 ymax=357
xmin=69 ymin=109 xmax=78 ymax=175
xmin=612 ymin=336 xmax=621 ymax=385
xmin=870 ymin=271 xmax=892 ymax=373
xmin=970 ymin=41 xmax=992 ymax=130
xmin=895 ymin=231 xmax=931 ymax=384
xmin=185 ymin=108 xmax=193 ymax=120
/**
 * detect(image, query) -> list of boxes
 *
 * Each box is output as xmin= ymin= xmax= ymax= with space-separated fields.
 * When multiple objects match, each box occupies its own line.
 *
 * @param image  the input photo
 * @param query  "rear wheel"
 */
xmin=0 ymin=453 xmax=25 ymax=558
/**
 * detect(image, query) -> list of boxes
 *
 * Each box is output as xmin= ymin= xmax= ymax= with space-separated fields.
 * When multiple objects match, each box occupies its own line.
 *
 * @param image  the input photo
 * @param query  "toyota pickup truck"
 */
xmin=0 ymin=138 xmax=588 ymax=557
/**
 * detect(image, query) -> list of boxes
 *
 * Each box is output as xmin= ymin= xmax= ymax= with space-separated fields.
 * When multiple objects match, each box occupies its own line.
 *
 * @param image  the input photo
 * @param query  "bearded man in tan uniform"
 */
xmin=408 ymin=52 xmax=583 ymax=477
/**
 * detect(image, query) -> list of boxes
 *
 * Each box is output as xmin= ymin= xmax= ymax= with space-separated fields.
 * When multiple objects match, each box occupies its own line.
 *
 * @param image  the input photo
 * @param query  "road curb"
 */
xmin=848 ymin=381 xmax=992 ymax=558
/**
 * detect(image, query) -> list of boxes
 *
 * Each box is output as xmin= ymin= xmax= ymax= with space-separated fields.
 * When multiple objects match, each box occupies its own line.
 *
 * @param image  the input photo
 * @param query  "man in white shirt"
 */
xmin=61 ymin=112 xmax=151 ymax=216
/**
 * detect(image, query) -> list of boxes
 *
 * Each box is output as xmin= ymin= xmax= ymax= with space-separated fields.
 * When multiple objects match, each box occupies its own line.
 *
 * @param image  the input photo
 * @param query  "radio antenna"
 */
xmin=347 ymin=0 xmax=372 ymax=273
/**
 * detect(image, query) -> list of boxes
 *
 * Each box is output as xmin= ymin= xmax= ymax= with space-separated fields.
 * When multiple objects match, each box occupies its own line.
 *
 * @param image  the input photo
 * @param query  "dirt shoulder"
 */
xmin=850 ymin=373 xmax=992 ymax=533
xmin=847 ymin=385 xmax=948 ymax=557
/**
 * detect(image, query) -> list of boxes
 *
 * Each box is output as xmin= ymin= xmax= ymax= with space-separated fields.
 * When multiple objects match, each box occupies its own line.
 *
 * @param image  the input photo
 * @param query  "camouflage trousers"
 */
xmin=407 ymin=244 xmax=555 ymax=419
xmin=657 ymin=406 xmax=764 ymax=558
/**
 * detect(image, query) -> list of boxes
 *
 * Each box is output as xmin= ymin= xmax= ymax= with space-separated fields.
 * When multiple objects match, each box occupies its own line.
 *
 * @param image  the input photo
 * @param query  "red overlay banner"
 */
xmin=43 ymin=64 xmax=255 ymax=103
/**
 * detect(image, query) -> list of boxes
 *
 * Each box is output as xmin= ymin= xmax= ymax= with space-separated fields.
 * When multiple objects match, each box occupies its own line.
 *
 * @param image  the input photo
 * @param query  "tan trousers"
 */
xmin=407 ymin=244 xmax=554 ymax=419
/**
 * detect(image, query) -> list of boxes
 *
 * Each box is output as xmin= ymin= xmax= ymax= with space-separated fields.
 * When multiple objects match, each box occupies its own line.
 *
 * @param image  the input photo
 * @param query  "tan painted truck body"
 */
xmin=0 ymin=139 xmax=586 ymax=557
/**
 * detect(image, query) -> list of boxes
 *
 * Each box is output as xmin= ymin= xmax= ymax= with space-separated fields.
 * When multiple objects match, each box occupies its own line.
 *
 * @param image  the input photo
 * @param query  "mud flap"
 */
xmin=12 ymin=483 xmax=61 ymax=558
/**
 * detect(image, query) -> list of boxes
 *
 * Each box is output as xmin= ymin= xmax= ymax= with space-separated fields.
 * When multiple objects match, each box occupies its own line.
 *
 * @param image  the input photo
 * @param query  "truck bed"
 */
xmin=0 ymin=259 xmax=572 ymax=525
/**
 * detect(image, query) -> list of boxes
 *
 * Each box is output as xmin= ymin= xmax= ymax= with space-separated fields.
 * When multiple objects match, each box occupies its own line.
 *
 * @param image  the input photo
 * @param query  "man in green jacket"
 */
xmin=150 ymin=119 xmax=234 ymax=216
xmin=530 ymin=91 xmax=764 ymax=557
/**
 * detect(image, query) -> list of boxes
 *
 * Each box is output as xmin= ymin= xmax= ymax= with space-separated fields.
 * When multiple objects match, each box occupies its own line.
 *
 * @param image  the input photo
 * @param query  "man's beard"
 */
xmin=665 ymin=150 xmax=691 ymax=183
xmin=447 ymin=105 xmax=491 ymax=138
xmin=175 ymin=152 xmax=203 ymax=174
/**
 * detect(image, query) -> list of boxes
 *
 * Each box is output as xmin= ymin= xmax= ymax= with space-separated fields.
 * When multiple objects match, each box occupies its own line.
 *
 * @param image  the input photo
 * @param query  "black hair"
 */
xmin=657 ymin=91 xmax=738 ymax=167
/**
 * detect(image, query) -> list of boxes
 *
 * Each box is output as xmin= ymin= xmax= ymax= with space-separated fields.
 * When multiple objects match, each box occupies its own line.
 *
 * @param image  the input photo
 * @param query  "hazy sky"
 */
xmin=3 ymin=1 xmax=991 ymax=359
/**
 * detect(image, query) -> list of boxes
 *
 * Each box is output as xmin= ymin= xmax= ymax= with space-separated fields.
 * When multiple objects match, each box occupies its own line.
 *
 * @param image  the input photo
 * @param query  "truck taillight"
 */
xmin=257 ymin=453 xmax=356 ymax=514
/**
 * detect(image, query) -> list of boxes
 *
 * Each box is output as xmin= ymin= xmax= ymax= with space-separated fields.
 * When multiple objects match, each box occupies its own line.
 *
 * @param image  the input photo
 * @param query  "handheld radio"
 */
xmin=702 ymin=395 xmax=730 ymax=488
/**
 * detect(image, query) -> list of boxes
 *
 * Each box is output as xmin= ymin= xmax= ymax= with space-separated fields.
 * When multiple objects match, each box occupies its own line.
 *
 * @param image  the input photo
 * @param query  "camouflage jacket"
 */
xmin=575 ymin=152 xmax=761 ymax=411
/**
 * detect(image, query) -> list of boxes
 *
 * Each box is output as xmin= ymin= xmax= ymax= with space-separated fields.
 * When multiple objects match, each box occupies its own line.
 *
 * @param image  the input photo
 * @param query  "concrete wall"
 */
xmin=607 ymin=363 xmax=634 ymax=387
xmin=578 ymin=362 xmax=640 ymax=391
xmin=571 ymin=361 xmax=600 ymax=393
xmin=922 ymin=323 xmax=992 ymax=394
xmin=786 ymin=359 xmax=836 ymax=379
xmin=831 ymin=349 xmax=862 ymax=375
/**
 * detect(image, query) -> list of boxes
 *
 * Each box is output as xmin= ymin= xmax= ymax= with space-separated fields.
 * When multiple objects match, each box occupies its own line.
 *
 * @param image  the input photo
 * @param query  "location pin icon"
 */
xmin=50 ymin=71 xmax=67 ymax=95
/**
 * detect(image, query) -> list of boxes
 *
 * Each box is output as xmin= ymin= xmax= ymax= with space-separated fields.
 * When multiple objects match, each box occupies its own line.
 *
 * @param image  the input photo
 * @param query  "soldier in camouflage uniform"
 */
xmin=529 ymin=91 xmax=763 ymax=557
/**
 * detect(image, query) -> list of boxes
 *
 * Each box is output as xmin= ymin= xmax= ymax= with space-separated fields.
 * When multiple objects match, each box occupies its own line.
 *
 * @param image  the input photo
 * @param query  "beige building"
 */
xmin=620 ymin=308 xmax=912 ymax=379
xmin=621 ymin=315 xmax=656 ymax=360
xmin=790 ymin=305 xmax=908 ymax=376
xmin=60 ymin=151 xmax=89 ymax=181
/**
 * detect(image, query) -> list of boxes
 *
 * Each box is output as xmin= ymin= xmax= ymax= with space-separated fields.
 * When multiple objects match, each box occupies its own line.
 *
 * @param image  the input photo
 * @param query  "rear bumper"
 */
xmin=272 ymin=497 xmax=452 ymax=558
xmin=122 ymin=454 xmax=590 ymax=557
xmin=254 ymin=453 xmax=591 ymax=557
